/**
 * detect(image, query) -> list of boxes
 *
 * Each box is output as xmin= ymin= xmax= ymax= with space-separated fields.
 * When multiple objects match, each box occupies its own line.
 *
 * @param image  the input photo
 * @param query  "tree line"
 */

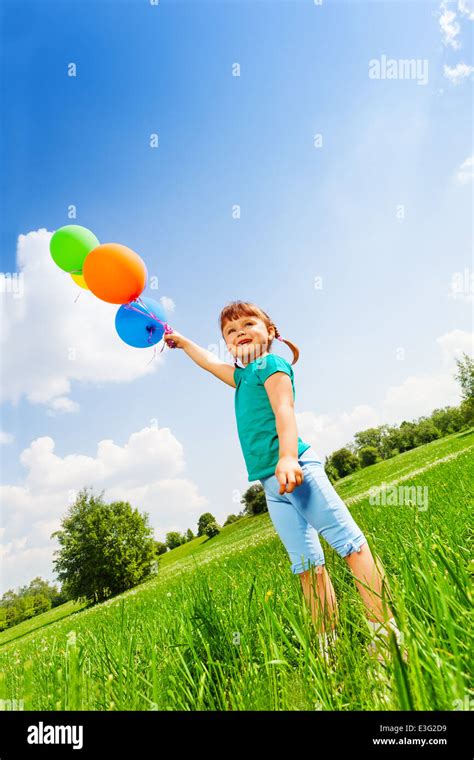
xmin=325 ymin=352 xmax=473 ymax=480
xmin=0 ymin=577 xmax=67 ymax=631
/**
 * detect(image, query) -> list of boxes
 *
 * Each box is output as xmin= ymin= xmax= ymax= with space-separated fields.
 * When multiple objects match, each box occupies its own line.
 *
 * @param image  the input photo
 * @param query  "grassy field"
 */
xmin=0 ymin=429 xmax=472 ymax=711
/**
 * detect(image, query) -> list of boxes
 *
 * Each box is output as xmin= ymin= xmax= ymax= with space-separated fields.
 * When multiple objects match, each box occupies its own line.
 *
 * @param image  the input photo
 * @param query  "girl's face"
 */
xmin=222 ymin=314 xmax=275 ymax=365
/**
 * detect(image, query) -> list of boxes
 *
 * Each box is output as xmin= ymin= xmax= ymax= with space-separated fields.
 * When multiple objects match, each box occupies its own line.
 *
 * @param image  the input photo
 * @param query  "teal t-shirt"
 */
xmin=233 ymin=353 xmax=311 ymax=481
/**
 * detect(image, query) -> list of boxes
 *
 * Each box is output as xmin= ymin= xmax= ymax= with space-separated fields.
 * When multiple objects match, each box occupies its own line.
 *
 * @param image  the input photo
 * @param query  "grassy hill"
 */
xmin=1 ymin=428 xmax=472 ymax=711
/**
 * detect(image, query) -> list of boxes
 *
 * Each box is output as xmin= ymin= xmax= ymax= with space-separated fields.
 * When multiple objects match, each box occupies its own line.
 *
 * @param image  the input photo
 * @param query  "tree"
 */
xmin=240 ymin=484 xmax=267 ymax=516
xmin=185 ymin=528 xmax=195 ymax=542
xmin=454 ymin=352 xmax=474 ymax=401
xmin=0 ymin=577 xmax=66 ymax=631
xmin=204 ymin=520 xmax=221 ymax=539
xmin=324 ymin=459 xmax=340 ymax=483
xmin=166 ymin=532 xmax=185 ymax=550
xmin=397 ymin=421 xmax=417 ymax=452
xmin=155 ymin=541 xmax=168 ymax=556
xmin=18 ymin=595 xmax=36 ymax=620
xmin=327 ymin=448 xmax=360 ymax=479
xmin=430 ymin=406 xmax=464 ymax=436
xmin=378 ymin=426 xmax=403 ymax=459
xmin=353 ymin=426 xmax=391 ymax=458
xmin=32 ymin=593 xmax=51 ymax=616
xmin=52 ymin=487 xmax=156 ymax=605
xmin=358 ymin=445 xmax=381 ymax=468
xmin=197 ymin=513 xmax=219 ymax=537
xmin=459 ymin=397 xmax=474 ymax=428
xmin=414 ymin=418 xmax=441 ymax=446
xmin=223 ymin=514 xmax=241 ymax=526
xmin=0 ymin=590 xmax=17 ymax=606
xmin=22 ymin=577 xmax=64 ymax=607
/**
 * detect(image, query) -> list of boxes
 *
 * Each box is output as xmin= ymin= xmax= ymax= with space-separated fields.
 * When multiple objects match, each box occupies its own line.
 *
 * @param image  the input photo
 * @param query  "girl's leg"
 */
xmin=284 ymin=448 xmax=398 ymax=639
xmin=344 ymin=542 xmax=394 ymax=623
xmin=299 ymin=564 xmax=339 ymax=634
xmin=263 ymin=446 xmax=404 ymax=660
xmin=259 ymin=472 xmax=336 ymax=636
xmin=345 ymin=542 xmax=406 ymax=662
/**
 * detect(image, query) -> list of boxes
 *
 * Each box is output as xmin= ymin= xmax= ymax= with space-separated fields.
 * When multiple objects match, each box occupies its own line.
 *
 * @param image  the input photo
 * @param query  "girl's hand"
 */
xmin=164 ymin=330 xmax=189 ymax=350
xmin=275 ymin=456 xmax=304 ymax=494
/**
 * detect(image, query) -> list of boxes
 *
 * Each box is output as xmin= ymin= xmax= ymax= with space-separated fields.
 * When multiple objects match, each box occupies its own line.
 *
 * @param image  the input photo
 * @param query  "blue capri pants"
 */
xmin=259 ymin=446 xmax=368 ymax=575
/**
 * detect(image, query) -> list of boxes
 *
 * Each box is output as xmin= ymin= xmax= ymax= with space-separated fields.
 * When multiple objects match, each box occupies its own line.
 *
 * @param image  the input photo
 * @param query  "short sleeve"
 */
xmin=255 ymin=354 xmax=292 ymax=385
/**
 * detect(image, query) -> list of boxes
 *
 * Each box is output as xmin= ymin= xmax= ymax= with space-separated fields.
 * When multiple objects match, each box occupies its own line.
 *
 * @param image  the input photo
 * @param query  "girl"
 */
xmin=164 ymin=301 xmax=404 ymax=664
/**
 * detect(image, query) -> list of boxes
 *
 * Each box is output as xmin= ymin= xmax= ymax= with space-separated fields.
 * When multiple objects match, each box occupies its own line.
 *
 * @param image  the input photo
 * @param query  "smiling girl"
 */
xmin=164 ymin=301 xmax=404 ymax=663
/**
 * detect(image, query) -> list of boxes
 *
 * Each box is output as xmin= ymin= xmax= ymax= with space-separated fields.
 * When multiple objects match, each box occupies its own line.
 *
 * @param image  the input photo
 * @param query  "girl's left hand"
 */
xmin=275 ymin=456 xmax=304 ymax=494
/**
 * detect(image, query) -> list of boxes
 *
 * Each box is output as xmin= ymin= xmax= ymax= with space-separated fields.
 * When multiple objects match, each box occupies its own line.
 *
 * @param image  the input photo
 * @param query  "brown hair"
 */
xmin=219 ymin=301 xmax=299 ymax=368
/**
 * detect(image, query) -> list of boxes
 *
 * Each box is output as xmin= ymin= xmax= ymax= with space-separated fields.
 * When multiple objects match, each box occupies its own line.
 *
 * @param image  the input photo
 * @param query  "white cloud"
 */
xmin=0 ymin=424 xmax=208 ymax=593
xmin=0 ymin=546 xmax=60 ymax=594
xmin=297 ymin=405 xmax=380 ymax=461
xmin=443 ymin=62 xmax=474 ymax=83
xmin=380 ymin=372 xmax=460 ymax=422
xmin=159 ymin=296 xmax=175 ymax=314
xmin=454 ymin=155 xmax=474 ymax=184
xmin=458 ymin=0 xmax=474 ymax=20
xmin=47 ymin=397 xmax=80 ymax=415
xmin=0 ymin=536 xmax=27 ymax=560
xmin=0 ymin=430 xmax=14 ymax=445
xmin=439 ymin=4 xmax=462 ymax=48
xmin=438 ymin=0 xmax=474 ymax=49
xmin=0 ymin=229 xmax=175 ymax=412
xmin=296 ymin=329 xmax=472 ymax=461
xmin=436 ymin=328 xmax=474 ymax=363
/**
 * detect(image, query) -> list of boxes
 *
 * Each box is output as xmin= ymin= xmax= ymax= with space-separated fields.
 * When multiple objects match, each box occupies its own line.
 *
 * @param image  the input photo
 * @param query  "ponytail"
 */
xmin=269 ymin=323 xmax=299 ymax=365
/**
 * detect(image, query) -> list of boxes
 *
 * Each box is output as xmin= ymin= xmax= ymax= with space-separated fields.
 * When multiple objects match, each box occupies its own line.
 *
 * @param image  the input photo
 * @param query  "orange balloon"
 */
xmin=82 ymin=243 xmax=147 ymax=304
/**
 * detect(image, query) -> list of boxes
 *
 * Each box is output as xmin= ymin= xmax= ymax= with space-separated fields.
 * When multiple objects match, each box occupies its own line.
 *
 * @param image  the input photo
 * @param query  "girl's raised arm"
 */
xmin=164 ymin=330 xmax=236 ymax=388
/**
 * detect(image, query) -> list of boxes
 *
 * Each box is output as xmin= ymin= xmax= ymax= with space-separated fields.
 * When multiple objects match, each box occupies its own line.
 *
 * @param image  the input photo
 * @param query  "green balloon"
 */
xmin=49 ymin=225 xmax=100 ymax=274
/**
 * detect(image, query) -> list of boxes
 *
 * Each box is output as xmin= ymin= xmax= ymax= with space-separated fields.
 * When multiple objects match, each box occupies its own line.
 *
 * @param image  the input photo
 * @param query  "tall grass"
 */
xmin=0 ymin=430 xmax=472 ymax=711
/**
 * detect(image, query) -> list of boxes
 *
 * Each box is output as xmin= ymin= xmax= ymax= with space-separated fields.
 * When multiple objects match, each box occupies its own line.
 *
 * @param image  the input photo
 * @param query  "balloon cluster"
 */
xmin=49 ymin=224 xmax=176 ymax=350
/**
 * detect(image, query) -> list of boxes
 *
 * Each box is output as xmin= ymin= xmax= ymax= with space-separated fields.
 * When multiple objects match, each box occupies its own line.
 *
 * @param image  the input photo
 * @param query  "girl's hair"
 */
xmin=219 ymin=301 xmax=299 ymax=367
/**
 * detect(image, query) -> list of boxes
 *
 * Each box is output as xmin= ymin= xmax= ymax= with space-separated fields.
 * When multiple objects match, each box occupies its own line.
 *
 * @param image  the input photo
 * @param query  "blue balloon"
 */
xmin=115 ymin=296 xmax=167 ymax=348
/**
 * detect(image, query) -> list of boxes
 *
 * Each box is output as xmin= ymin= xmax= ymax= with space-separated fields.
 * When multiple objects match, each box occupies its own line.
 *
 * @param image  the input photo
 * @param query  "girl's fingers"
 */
xmin=289 ymin=472 xmax=303 ymax=491
xmin=276 ymin=468 xmax=304 ymax=494
xmin=277 ymin=474 xmax=288 ymax=494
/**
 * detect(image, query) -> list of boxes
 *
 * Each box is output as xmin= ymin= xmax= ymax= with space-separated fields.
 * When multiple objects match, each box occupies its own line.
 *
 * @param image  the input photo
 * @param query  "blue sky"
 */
xmin=1 ymin=0 xmax=472 ymax=592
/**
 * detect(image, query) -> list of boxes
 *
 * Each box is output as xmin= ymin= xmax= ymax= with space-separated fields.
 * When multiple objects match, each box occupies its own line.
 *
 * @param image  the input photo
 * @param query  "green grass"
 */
xmin=0 ymin=428 xmax=472 ymax=711
xmin=0 ymin=600 xmax=87 ymax=647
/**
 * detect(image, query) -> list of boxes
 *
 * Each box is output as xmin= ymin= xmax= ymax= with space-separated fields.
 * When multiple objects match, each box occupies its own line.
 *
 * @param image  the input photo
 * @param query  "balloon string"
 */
xmin=134 ymin=296 xmax=176 ymax=349
xmin=146 ymin=345 xmax=158 ymax=365
xmin=124 ymin=296 xmax=176 ymax=352
xmin=134 ymin=296 xmax=168 ymax=327
xmin=70 ymin=270 xmax=83 ymax=303
xmin=126 ymin=296 xmax=162 ymax=323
